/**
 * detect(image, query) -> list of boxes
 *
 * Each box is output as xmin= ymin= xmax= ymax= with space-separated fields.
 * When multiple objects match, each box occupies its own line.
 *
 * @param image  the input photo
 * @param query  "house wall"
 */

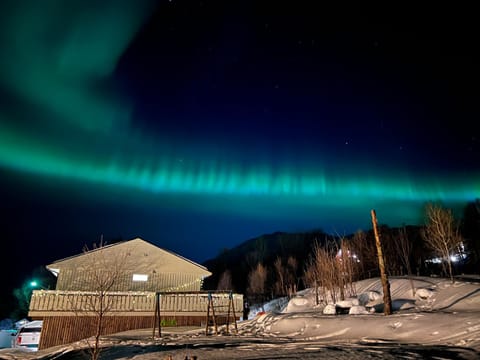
xmin=38 ymin=314 xmax=238 ymax=350
xmin=30 ymin=290 xmax=244 ymax=349
xmin=55 ymin=269 xmax=204 ymax=292
xmin=39 ymin=315 xmax=156 ymax=349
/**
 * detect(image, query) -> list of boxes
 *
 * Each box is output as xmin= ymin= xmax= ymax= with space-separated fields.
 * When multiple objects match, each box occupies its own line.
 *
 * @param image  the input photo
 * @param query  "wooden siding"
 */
xmin=30 ymin=290 xmax=243 ymax=349
xmin=39 ymin=315 xmax=156 ymax=349
xmin=55 ymin=270 xmax=205 ymax=292
xmin=47 ymin=238 xmax=211 ymax=288
xmin=38 ymin=315 xmax=219 ymax=349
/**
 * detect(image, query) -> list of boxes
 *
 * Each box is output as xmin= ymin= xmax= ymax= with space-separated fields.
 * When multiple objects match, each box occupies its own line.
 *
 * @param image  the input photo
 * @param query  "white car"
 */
xmin=14 ymin=320 xmax=43 ymax=351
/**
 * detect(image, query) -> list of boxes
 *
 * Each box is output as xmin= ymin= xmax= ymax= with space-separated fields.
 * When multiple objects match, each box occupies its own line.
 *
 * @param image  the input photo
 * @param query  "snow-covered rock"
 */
xmin=348 ymin=305 xmax=370 ymax=315
xmin=323 ymin=304 xmax=337 ymax=315
xmin=416 ymin=288 xmax=434 ymax=300
xmin=283 ymin=291 xmax=316 ymax=313
xmin=336 ymin=298 xmax=359 ymax=308
xmin=358 ymin=290 xmax=381 ymax=305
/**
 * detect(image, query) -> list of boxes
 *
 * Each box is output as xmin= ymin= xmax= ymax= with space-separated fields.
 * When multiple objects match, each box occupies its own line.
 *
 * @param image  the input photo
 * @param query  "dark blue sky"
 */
xmin=0 ymin=1 xmax=478 ymax=318
xmin=118 ymin=2 xmax=478 ymax=172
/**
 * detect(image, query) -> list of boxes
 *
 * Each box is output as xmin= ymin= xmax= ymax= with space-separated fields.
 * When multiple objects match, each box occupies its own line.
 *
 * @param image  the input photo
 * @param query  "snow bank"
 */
xmin=1 ymin=276 xmax=479 ymax=359
xmin=282 ymin=277 xmax=480 ymax=316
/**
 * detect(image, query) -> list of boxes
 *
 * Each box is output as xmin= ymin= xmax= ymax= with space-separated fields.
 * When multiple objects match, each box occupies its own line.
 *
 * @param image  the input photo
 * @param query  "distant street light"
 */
xmin=29 ymin=280 xmax=47 ymax=290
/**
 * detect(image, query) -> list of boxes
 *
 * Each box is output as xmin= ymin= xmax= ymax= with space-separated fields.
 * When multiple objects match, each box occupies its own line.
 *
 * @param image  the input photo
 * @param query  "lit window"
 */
xmin=132 ymin=274 xmax=148 ymax=282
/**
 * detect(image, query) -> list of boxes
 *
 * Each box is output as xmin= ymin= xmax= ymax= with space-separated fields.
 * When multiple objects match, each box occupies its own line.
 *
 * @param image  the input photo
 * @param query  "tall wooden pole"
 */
xmin=152 ymin=292 xmax=161 ymax=339
xmin=371 ymin=209 xmax=392 ymax=315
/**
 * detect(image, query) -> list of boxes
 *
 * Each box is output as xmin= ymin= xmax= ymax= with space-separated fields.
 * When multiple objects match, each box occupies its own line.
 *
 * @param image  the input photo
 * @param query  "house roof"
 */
xmin=46 ymin=238 xmax=211 ymax=277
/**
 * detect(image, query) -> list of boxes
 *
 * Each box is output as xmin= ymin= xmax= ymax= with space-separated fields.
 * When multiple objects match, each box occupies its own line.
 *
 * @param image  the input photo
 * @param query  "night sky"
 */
xmin=0 ymin=1 xmax=479 ymax=316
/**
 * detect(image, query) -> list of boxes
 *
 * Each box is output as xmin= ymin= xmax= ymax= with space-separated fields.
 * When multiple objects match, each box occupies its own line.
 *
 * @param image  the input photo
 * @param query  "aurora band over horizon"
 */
xmin=0 ymin=1 xmax=478 ymax=233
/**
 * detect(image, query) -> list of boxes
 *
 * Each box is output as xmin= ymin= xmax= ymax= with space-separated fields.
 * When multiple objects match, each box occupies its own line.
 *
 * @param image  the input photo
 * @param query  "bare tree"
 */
xmin=273 ymin=257 xmax=285 ymax=296
xmin=304 ymin=239 xmax=356 ymax=305
xmin=286 ymin=256 xmax=298 ymax=297
xmin=339 ymin=239 xmax=358 ymax=297
xmin=247 ymin=263 xmax=268 ymax=306
xmin=422 ymin=203 xmax=463 ymax=283
xmin=217 ymin=270 xmax=233 ymax=291
xmin=350 ymin=230 xmax=377 ymax=279
xmin=381 ymin=227 xmax=402 ymax=276
xmin=73 ymin=242 xmax=133 ymax=360
xmin=274 ymin=256 xmax=298 ymax=298
xmin=395 ymin=226 xmax=415 ymax=296
xmin=303 ymin=259 xmax=319 ymax=304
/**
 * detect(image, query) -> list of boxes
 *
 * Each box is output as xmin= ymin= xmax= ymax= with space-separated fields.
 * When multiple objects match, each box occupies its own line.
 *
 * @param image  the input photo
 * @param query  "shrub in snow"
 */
xmin=349 ymin=305 xmax=370 ymax=315
xmin=323 ymin=304 xmax=337 ymax=315
xmin=416 ymin=288 xmax=434 ymax=300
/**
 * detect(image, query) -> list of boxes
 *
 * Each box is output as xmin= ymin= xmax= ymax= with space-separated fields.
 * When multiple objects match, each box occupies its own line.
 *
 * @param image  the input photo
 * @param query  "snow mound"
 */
xmin=291 ymin=297 xmax=309 ymax=306
xmin=323 ymin=304 xmax=336 ymax=315
xmin=348 ymin=305 xmax=370 ymax=315
xmin=336 ymin=299 xmax=359 ymax=308
xmin=283 ymin=291 xmax=317 ymax=313
xmin=416 ymin=288 xmax=435 ymax=299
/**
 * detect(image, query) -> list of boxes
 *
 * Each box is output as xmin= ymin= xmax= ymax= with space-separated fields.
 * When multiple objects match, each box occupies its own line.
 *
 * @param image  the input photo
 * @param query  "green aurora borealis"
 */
xmin=0 ymin=1 xmax=479 ymax=253
xmin=1 ymin=118 xmax=478 ymax=203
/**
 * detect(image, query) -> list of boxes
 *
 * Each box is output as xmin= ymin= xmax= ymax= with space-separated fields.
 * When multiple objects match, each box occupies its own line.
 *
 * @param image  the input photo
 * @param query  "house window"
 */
xmin=132 ymin=274 xmax=148 ymax=282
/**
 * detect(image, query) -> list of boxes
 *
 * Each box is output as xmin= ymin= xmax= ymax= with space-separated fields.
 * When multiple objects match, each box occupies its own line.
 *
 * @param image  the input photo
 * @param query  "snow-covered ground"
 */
xmin=1 ymin=276 xmax=479 ymax=359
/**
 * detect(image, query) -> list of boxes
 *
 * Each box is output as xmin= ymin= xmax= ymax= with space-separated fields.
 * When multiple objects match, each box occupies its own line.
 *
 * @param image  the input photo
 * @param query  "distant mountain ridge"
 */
xmin=202 ymin=206 xmax=480 ymax=295
xmin=202 ymin=229 xmax=336 ymax=293
xmin=202 ymin=225 xmax=478 ymax=294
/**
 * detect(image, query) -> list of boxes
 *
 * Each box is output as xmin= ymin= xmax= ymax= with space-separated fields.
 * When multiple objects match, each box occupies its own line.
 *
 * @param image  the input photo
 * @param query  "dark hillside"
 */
xmin=201 ymin=223 xmax=476 ymax=297
xmin=202 ymin=230 xmax=334 ymax=294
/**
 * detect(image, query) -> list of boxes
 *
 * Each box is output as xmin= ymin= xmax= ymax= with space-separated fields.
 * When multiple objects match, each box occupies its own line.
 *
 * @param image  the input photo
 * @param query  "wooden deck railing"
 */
xmin=29 ymin=290 xmax=243 ymax=317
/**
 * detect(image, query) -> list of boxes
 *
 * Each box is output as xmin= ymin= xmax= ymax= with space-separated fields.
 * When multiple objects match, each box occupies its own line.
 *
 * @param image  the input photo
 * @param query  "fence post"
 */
xmin=152 ymin=292 xmax=161 ymax=339
xmin=205 ymin=292 xmax=218 ymax=335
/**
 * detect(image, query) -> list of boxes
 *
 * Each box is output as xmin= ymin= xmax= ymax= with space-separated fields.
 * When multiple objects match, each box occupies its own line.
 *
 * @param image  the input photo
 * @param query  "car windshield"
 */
xmin=20 ymin=328 xmax=41 ymax=333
